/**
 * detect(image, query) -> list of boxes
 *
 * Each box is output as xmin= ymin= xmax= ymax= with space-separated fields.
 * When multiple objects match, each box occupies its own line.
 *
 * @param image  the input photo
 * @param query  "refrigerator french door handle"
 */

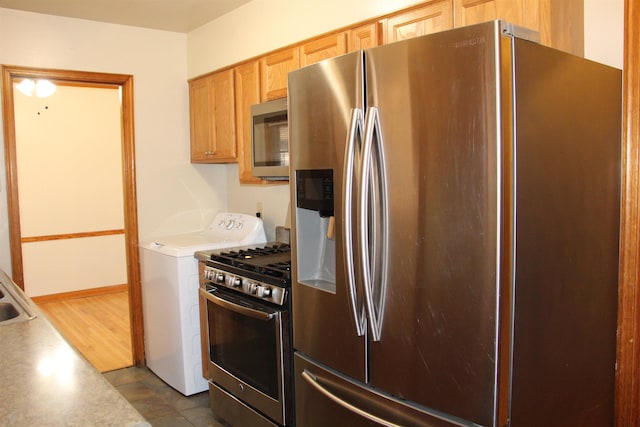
xmin=301 ymin=370 xmax=402 ymax=427
xmin=343 ymin=108 xmax=366 ymax=337
xmin=360 ymin=106 xmax=389 ymax=342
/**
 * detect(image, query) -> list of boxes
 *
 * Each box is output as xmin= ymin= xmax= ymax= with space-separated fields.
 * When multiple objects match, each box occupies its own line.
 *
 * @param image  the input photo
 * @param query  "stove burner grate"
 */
xmin=210 ymin=243 xmax=291 ymax=281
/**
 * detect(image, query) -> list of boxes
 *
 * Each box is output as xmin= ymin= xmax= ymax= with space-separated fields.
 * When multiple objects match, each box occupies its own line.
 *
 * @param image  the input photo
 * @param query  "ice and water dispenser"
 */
xmin=295 ymin=169 xmax=336 ymax=293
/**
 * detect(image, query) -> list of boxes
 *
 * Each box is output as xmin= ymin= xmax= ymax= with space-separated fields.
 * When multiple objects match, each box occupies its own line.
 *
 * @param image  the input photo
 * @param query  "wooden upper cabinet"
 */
xmin=187 ymin=0 xmax=584 ymax=177
xmin=348 ymin=22 xmax=380 ymax=52
xmin=454 ymin=0 xmax=539 ymax=30
xmin=381 ymin=1 xmax=454 ymax=44
xmin=300 ymin=32 xmax=348 ymax=66
xmin=189 ymin=69 xmax=236 ymax=163
xmin=234 ymin=61 xmax=264 ymax=184
xmin=260 ymin=47 xmax=300 ymax=101
xmin=537 ymin=0 xmax=583 ymax=56
xmin=453 ymin=0 xmax=584 ymax=56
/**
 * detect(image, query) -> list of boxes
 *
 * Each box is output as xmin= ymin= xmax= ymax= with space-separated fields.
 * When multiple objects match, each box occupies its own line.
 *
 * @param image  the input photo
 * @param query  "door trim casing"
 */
xmin=0 ymin=65 xmax=144 ymax=366
xmin=616 ymin=0 xmax=640 ymax=424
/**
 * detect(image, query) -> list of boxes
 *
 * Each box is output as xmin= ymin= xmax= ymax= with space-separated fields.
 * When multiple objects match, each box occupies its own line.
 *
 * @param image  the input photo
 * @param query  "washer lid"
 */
xmin=140 ymin=212 xmax=267 ymax=257
xmin=141 ymin=233 xmax=246 ymax=257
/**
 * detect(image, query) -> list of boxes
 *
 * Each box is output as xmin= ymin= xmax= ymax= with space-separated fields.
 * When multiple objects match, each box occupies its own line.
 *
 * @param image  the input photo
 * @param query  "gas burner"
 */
xmin=206 ymin=243 xmax=292 ymax=285
xmin=268 ymin=261 xmax=291 ymax=271
xmin=219 ymin=243 xmax=290 ymax=260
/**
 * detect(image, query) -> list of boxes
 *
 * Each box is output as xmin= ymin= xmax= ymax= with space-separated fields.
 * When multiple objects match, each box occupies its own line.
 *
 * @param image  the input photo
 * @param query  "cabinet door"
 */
xmin=381 ymin=1 xmax=453 ymax=44
xmin=347 ymin=22 xmax=380 ymax=52
xmin=234 ymin=61 xmax=264 ymax=184
xmin=538 ymin=0 xmax=583 ymax=56
xmin=189 ymin=70 xmax=236 ymax=163
xmin=453 ymin=0 xmax=539 ymax=32
xmin=300 ymin=32 xmax=347 ymax=66
xmin=453 ymin=0 xmax=583 ymax=56
xmin=189 ymin=76 xmax=213 ymax=162
xmin=260 ymin=47 xmax=300 ymax=101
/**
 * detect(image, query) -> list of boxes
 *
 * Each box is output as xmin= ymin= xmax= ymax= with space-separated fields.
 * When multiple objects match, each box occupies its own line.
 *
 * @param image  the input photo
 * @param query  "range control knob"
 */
xmin=204 ymin=269 xmax=213 ymax=281
xmin=214 ymin=272 xmax=225 ymax=283
xmin=231 ymin=277 xmax=242 ymax=287
xmin=256 ymin=285 xmax=272 ymax=298
xmin=247 ymin=282 xmax=257 ymax=295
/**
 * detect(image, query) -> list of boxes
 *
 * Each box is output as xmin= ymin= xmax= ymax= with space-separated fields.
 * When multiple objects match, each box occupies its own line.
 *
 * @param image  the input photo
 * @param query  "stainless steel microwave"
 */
xmin=251 ymin=98 xmax=289 ymax=180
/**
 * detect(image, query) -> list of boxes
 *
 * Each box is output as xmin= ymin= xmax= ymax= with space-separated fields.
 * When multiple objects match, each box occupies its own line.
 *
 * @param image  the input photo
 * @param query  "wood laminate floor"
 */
xmin=37 ymin=291 xmax=133 ymax=373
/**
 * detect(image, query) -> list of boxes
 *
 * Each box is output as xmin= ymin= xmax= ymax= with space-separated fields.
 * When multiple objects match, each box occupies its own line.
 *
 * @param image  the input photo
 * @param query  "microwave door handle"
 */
xmin=343 ymin=108 xmax=366 ymax=337
xmin=199 ymin=288 xmax=275 ymax=321
xmin=361 ymin=106 xmax=388 ymax=342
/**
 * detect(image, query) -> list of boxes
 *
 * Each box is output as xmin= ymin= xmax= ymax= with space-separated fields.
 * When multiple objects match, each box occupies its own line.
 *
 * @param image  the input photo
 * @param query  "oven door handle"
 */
xmin=199 ymin=288 xmax=275 ymax=321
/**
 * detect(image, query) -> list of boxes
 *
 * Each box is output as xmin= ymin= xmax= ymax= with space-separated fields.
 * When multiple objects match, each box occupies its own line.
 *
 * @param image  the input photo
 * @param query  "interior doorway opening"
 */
xmin=1 ymin=65 xmax=144 ymax=368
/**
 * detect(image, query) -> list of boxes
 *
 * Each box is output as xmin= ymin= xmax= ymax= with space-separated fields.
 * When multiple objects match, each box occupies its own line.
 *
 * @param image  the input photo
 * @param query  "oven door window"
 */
xmin=207 ymin=290 xmax=280 ymax=399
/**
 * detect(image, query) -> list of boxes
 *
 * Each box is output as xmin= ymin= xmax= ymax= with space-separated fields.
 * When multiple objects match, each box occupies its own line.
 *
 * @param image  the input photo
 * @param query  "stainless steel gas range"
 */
xmin=195 ymin=243 xmax=293 ymax=427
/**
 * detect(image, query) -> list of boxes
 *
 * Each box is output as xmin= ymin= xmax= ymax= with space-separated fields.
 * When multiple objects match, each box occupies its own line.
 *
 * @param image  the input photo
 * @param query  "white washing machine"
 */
xmin=139 ymin=212 xmax=266 ymax=395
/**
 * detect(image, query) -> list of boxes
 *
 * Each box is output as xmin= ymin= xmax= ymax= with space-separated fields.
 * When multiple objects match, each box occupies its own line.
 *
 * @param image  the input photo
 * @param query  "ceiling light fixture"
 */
xmin=15 ymin=79 xmax=57 ymax=98
xmin=35 ymin=80 xmax=56 ymax=98
xmin=16 ymin=79 xmax=35 ymax=96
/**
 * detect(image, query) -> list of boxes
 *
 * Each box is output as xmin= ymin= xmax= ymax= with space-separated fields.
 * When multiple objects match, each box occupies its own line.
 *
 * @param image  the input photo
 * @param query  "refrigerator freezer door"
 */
xmin=294 ymin=353 xmax=465 ymax=427
xmin=364 ymin=23 xmax=503 ymax=425
xmin=289 ymin=51 xmax=367 ymax=381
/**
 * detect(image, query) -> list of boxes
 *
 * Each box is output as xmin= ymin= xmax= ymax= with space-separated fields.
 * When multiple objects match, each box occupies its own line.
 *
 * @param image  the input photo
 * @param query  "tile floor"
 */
xmin=103 ymin=366 xmax=229 ymax=427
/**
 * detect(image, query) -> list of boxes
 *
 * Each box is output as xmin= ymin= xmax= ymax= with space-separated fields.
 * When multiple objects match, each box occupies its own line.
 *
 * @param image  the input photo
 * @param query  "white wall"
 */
xmin=188 ymin=0 xmax=426 ymax=241
xmin=187 ymin=0 xmax=426 ymax=77
xmin=584 ymin=0 xmax=624 ymax=69
xmin=0 ymin=8 xmax=228 ymax=276
xmin=187 ymin=0 xmax=625 ymax=242
xmin=188 ymin=0 xmax=625 ymax=80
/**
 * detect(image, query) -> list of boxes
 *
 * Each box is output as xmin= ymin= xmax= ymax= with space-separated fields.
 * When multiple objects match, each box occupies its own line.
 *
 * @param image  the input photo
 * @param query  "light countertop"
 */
xmin=0 ymin=270 xmax=149 ymax=426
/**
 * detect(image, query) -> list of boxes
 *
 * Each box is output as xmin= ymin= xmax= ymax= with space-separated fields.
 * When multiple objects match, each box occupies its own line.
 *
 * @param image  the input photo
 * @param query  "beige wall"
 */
xmin=15 ymin=86 xmax=124 ymax=236
xmin=187 ymin=0 xmax=426 ymax=77
xmin=0 ymin=8 xmax=228 ymax=276
xmin=584 ymin=0 xmax=624 ymax=69
xmin=14 ymin=85 xmax=127 ymax=296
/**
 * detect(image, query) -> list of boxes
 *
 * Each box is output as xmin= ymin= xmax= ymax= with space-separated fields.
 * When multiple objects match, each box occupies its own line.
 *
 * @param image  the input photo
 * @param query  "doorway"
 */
xmin=1 ymin=65 xmax=144 ymax=367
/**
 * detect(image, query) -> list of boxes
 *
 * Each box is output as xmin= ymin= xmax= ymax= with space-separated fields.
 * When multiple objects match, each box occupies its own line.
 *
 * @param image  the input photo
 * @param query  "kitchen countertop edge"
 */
xmin=0 ymin=270 xmax=149 ymax=427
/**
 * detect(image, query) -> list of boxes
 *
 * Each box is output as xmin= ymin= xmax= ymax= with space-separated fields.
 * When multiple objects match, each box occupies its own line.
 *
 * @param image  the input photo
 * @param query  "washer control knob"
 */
xmin=225 ymin=219 xmax=235 ymax=229
xmin=256 ymin=285 xmax=272 ymax=298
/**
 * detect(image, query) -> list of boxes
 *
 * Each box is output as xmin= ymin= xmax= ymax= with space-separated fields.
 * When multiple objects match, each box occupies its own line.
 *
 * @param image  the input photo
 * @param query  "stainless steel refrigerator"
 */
xmin=288 ymin=21 xmax=621 ymax=427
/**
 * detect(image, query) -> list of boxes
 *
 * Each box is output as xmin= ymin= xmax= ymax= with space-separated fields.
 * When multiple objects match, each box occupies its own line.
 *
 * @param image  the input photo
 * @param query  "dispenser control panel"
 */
xmin=295 ymin=169 xmax=333 ymax=217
